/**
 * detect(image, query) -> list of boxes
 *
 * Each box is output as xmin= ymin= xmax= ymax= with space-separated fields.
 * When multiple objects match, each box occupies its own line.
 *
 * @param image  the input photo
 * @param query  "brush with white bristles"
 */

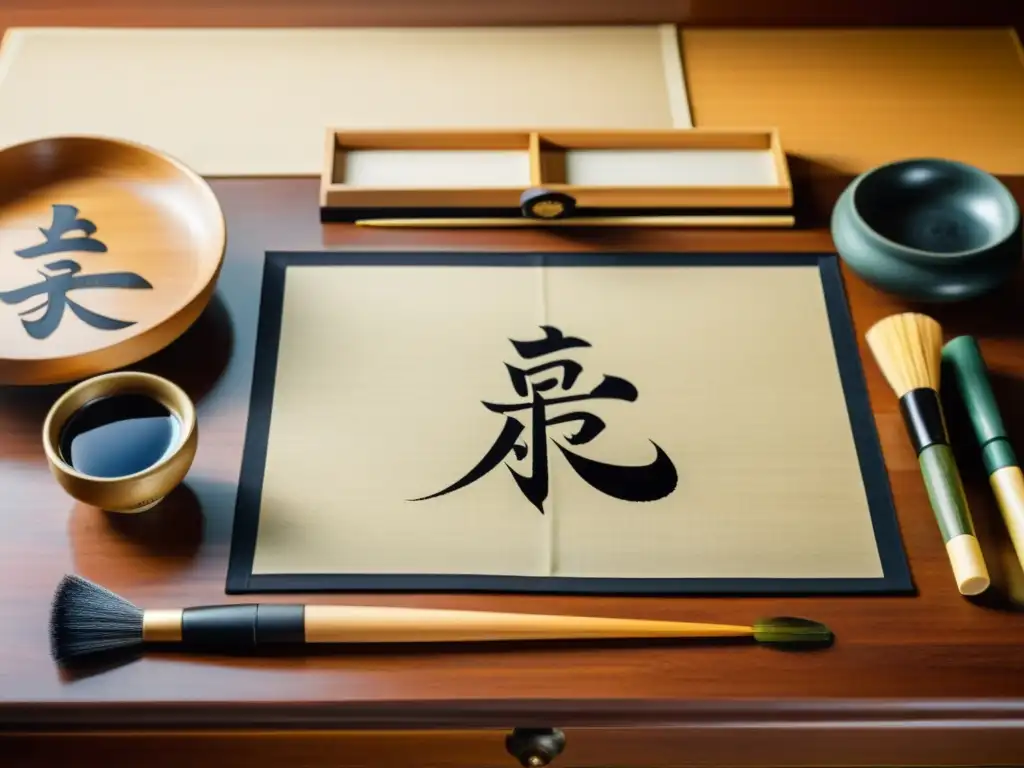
xmin=866 ymin=312 xmax=989 ymax=596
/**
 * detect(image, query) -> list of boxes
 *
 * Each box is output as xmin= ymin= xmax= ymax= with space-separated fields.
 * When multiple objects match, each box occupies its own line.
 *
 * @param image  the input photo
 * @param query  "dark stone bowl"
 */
xmin=832 ymin=158 xmax=1021 ymax=302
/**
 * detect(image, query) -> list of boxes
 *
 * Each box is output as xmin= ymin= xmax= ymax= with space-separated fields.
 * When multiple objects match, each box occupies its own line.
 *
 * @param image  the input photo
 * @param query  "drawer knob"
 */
xmin=506 ymin=728 xmax=566 ymax=767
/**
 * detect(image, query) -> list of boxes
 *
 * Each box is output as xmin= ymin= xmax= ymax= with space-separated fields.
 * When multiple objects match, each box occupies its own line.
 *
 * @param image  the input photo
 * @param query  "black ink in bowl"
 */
xmin=44 ymin=371 xmax=198 ymax=512
xmin=58 ymin=394 xmax=181 ymax=478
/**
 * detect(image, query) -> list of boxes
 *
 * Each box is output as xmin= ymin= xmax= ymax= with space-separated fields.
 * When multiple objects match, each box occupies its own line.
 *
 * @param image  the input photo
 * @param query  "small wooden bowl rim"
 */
xmin=0 ymin=134 xmax=227 ymax=383
xmin=42 ymin=370 xmax=197 ymax=484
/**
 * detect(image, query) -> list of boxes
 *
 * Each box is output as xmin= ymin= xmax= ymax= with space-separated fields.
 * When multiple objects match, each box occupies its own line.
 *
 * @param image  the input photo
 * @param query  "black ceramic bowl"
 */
xmin=832 ymin=158 xmax=1022 ymax=301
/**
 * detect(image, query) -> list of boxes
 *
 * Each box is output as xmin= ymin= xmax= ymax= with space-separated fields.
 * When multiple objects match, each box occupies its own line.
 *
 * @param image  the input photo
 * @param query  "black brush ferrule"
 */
xmin=899 ymin=388 xmax=948 ymax=455
xmin=181 ymin=605 xmax=305 ymax=650
xmin=256 ymin=604 xmax=306 ymax=644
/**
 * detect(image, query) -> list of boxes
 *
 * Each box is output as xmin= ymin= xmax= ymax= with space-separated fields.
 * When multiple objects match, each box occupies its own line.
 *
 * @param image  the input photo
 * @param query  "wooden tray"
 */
xmin=320 ymin=128 xmax=793 ymax=221
xmin=0 ymin=135 xmax=226 ymax=385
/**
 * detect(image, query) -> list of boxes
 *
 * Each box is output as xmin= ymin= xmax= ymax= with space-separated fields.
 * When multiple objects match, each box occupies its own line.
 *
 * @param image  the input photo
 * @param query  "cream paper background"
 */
xmin=0 ymin=26 xmax=689 ymax=176
xmin=251 ymin=263 xmax=884 ymax=580
xmin=340 ymin=148 xmax=779 ymax=189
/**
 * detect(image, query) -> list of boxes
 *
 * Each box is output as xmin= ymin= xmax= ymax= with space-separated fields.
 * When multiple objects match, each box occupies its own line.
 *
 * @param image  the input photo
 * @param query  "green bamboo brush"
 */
xmin=942 ymin=335 xmax=1024 ymax=575
xmin=866 ymin=312 xmax=990 ymax=596
xmin=49 ymin=575 xmax=833 ymax=667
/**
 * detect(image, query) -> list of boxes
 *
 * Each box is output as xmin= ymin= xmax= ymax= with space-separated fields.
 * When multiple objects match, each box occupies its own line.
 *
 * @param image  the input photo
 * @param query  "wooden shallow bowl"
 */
xmin=0 ymin=136 xmax=226 ymax=385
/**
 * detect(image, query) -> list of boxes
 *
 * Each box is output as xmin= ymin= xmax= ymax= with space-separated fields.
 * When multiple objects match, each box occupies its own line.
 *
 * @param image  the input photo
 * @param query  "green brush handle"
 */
xmin=942 ymin=335 xmax=1017 ymax=474
xmin=919 ymin=443 xmax=989 ymax=595
xmin=942 ymin=335 xmax=1024 ymax=573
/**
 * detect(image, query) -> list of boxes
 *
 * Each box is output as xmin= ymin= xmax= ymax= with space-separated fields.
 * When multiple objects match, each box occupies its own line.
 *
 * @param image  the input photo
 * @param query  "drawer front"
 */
xmin=2 ymin=725 xmax=1021 ymax=768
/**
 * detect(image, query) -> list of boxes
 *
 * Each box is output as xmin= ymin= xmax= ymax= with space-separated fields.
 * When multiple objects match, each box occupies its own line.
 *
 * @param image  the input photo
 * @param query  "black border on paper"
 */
xmin=225 ymin=251 xmax=913 ymax=596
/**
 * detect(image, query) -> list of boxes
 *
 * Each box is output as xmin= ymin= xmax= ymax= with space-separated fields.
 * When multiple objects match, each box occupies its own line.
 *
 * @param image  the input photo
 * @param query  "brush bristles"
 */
xmin=50 ymin=574 xmax=144 ymax=664
xmin=752 ymin=617 xmax=833 ymax=645
xmin=865 ymin=313 xmax=943 ymax=397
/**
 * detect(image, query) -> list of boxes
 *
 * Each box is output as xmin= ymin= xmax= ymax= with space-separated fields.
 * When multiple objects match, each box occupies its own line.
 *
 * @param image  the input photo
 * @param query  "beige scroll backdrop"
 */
xmin=0 ymin=26 xmax=691 ymax=176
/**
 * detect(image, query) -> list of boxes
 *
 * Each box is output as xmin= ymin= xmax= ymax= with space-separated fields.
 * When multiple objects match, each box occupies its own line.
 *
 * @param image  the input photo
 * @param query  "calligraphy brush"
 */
xmin=941 ymin=336 xmax=1024 ymax=574
xmin=50 ymin=575 xmax=832 ymax=666
xmin=865 ymin=312 xmax=990 ymax=595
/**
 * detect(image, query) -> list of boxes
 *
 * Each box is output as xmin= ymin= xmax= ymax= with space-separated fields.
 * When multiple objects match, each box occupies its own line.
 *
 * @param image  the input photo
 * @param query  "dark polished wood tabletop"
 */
xmin=3 ymin=174 xmax=1024 ymax=729
xmin=3 ymin=2 xmax=1024 ymax=767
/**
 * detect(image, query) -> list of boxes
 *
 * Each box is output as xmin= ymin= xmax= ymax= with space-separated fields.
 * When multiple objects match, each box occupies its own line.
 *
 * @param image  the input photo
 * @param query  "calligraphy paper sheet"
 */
xmin=228 ymin=253 xmax=911 ymax=595
xmin=0 ymin=26 xmax=689 ymax=176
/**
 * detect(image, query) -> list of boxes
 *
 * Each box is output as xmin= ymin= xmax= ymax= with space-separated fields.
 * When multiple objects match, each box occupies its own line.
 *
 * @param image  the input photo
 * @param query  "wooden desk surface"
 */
xmin=2 ymin=176 xmax=1024 ymax=763
xmin=3 ymin=2 xmax=1024 ymax=765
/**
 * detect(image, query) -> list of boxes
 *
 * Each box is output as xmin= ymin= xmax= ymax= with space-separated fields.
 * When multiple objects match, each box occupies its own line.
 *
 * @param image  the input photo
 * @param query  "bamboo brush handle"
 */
xmin=941 ymin=336 xmax=1024 ymax=574
xmin=919 ymin=444 xmax=990 ymax=595
xmin=144 ymin=605 xmax=754 ymax=647
xmin=303 ymin=606 xmax=753 ymax=643
xmin=990 ymin=466 xmax=1024 ymax=572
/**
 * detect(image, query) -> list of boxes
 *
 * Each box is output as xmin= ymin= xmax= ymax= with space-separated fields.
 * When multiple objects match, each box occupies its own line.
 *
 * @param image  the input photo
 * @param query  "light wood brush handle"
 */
xmin=302 ymin=606 xmax=752 ymax=643
xmin=990 ymin=466 xmax=1024 ymax=570
xmin=143 ymin=605 xmax=753 ymax=645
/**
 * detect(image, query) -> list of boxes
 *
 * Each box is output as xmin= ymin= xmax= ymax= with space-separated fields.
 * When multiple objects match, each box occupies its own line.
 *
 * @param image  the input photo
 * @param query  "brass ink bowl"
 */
xmin=43 ymin=371 xmax=198 ymax=513
xmin=0 ymin=135 xmax=226 ymax=385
